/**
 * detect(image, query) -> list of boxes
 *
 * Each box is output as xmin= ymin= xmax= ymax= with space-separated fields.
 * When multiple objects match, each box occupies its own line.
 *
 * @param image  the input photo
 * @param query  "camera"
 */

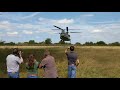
xmin=13 ymin=48 xmax=23 ymax=57
xmin=67 ymin=47 xmax=70 ymax=49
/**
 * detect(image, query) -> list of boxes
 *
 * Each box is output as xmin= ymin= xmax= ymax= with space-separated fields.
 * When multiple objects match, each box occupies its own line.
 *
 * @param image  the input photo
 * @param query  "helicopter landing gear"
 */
xmin=61 ymin=40 xmax=63 ymax=42
xmin=60 ymin=40 xmax=65 ymax=44
xmin=70 ymin=39 xmax=71 ymax=45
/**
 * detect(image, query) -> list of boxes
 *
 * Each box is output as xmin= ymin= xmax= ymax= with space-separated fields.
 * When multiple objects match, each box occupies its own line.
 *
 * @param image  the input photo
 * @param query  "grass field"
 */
xmin=1 ymin=46 xmax=120 ymax=78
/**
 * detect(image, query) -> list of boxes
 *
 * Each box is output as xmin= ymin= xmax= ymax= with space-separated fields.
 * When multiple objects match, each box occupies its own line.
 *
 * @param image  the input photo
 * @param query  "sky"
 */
xmin=0 ymin=12 xmax=120 ymax=44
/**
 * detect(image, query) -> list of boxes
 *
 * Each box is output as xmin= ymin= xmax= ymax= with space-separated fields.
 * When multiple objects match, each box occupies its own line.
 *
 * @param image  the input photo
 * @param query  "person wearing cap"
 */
xmin=39 ymin=50 xmax=58 ymax=78
xmin=6 ymin=48 xmax=23 ymax=78
xmin=65 ymin=46 xmax=79 ymax=78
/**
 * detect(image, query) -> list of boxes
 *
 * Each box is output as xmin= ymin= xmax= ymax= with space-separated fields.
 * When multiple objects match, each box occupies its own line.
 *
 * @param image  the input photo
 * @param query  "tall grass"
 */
xmin=1 ymin=46 xmax=120 ymax=78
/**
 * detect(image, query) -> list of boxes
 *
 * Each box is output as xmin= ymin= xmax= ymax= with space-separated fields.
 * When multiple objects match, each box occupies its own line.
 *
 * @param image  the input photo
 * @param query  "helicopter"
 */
xmin=52 ymin=25 xmax=81 ymax=43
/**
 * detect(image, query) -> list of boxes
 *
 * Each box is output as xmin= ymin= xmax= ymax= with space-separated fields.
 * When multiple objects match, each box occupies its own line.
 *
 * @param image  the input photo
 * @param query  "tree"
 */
xmin=28 ymin=40 xmax=36 ymax=44
xmin=75 ymin=42 xmax=81 ymax=46
xmin=89 ymin=42 xmax=94 ymax=45
xmin=84 ymin=42 xmax=94 ymax=46
xmin=45 ymin=38 xmax=52 ymax=44
xmin=96 ymin=41 xmax=107 ymax=46
xmin=39 ymin=41 xmax=44 ymax=44
xmin=5 ymin=42 xmax=15 ymax=45
xmin=9 ymin=42 xmax=15 ymax=45
xmin=0 ymin=40 xmax=5 ymax=45
xmin=109 ymin=42 xmax=120 ymax=46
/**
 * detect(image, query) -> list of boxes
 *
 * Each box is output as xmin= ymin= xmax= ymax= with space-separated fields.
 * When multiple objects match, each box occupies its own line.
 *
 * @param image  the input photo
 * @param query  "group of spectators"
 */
xmin=6 ymin=46 xmax=79 ymax=78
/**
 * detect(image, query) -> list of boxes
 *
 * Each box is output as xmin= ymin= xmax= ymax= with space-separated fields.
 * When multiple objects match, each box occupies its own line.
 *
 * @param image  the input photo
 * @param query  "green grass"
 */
xmin=1 ymin=46 xmax=120 ymax=78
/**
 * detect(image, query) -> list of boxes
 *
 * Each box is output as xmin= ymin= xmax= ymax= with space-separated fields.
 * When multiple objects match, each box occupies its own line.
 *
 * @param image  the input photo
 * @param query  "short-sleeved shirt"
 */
xmin=6 ymin=54 xmax=23 ymax=72
xmin=66 ymin=51 xmax=78 ymax=65
xmin=26 ymin=60 xmax=39 ymax=75
xmin=40 ymin=55 xmax=58 ymax=78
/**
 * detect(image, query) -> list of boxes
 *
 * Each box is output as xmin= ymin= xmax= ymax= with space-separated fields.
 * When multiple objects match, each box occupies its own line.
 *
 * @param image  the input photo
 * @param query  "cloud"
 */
xmin=7 ymin=32 xmax=18 ymax=36
xmin=81 ymin=14 xmax=94 ymax=17
xmin=108 ymin=23 xmax=120 ymax=29
xmin=7 ymin=32 xmax=18 ymax=35
xmin=0 ymin=21 xmax=13 ymax=31
xmin=92 ymin=22 xmax=120 ymax=32
xmin=17 ymin=24 xmax=35 ymax=29
xmin=21 ymin=12 xmax=40 ymax=19
xmin=57 ymin=19 xmax=74 ymax=24
xmin=0 ymin=32 xmax=4 ymax=37
xmin=38 ymin=17 xmax=45 ymax=21
xmin=2 ymin=21 xmax=56 ymax=35
xmin=23 ymin=30 xmax=33 ymax=34
xmin=74 ymin=14 xmax=95 ymax=24
xmin=91 ymin=29 xmax=103 ymax=33
xmin=35 ymin=29 xmax=56 ymax=34
xmin=35 ymin=36 xmax=40 ymax=39
xmin=38 ymin=17 xmax=74 ymax=25
xmin=1 ymin=21 xmax=10 ymax=24
xmin=90 ymin=21 xmax=120 ymax=24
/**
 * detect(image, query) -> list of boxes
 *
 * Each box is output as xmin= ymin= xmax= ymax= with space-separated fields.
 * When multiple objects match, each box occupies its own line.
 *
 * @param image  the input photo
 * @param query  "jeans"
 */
xmin=68 ymin=65 xmax=76 ymax=78
xmin=8 ymin=72 xmax=19 ymax=78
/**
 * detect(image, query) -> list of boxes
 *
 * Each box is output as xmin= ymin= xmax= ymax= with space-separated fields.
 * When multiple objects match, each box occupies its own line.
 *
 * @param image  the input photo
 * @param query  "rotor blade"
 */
xmin=68 ymin=29 xmax=82 ymax=30
xmin=53 ymin=32 xmax=61 ymax=34
xmin=70 ymin=32 xmax=81 ymax=33
xmin=53 ymin=25 xmax=65 ymax=31
xmin=52 ymin=29 xmax=66 ymax=30
xmin=52 ymin=29 xmax=60 ymax=30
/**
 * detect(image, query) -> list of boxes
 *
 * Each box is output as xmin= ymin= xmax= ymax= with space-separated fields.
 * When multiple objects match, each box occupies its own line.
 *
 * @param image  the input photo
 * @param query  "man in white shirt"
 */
xmin=6 ymin=48 xmax=23 ymax=78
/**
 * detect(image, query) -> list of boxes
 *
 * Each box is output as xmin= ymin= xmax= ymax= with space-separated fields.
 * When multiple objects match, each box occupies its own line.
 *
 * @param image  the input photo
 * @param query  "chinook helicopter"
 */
xmin=52 ymin=25 xmax=81 ymax=43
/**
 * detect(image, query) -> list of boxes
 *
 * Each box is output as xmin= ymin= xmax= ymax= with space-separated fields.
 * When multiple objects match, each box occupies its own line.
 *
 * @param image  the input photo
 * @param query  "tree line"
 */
xmin=0 ymin=38 xmax=120 ymax=46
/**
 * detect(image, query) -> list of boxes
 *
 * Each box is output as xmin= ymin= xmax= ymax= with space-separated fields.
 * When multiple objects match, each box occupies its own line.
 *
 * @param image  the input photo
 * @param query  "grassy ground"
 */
xmin=1 ymin=46 xmax=120 ymax=78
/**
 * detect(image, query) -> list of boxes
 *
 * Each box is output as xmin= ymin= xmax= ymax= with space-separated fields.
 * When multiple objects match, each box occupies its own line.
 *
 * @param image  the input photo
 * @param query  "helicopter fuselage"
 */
xmin=53 ymin=25 xmax=81 ymax=42
xmin=60 ymin=33 xmax=70 ymax=41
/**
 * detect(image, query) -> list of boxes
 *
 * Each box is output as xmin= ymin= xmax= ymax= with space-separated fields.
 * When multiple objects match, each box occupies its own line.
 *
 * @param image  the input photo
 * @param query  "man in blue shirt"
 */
xmin=65 ymin=46 xmax=79 ymax=78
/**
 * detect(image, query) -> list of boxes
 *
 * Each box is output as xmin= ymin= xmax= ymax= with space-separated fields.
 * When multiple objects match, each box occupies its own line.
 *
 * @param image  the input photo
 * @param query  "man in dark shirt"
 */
xmin=65 ymin=46 xmax=79 ymax=78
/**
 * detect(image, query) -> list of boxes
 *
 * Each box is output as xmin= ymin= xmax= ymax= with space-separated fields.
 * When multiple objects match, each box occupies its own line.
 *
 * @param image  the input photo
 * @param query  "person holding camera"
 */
xmin=6 ymin=48 xmax=23 ymax=78
xmin=39 ymin=50 xmax=58 ymax=78
xmin=65 ymin=46 xmax=79 ymax=78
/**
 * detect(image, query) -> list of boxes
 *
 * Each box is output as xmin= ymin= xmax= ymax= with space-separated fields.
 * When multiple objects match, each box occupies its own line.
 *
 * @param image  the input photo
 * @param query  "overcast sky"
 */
xmin=0 ymin=12 xmax=120 ymax=44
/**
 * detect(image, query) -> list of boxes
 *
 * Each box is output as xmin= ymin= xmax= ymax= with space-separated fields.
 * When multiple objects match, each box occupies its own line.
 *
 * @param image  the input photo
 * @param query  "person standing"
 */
xmin=39 ymin=50 xmax=58 ymax=78
xmin=6 ymin=48 xmax=23 ymax=78
xmin=26 ymin=54 xmax=39 ymax=78
xmin=65 ymin=46 xmax=79 ymax=78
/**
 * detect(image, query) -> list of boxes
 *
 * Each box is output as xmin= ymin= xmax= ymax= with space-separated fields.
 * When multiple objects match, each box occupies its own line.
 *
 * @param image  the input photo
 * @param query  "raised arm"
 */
xmin=17 ymin=51 xmax=23 ymax=64
xmin=65 ymin=46 xmax=70 ymax=54
xmin=76 ymin=59 xmax=80 ymax=67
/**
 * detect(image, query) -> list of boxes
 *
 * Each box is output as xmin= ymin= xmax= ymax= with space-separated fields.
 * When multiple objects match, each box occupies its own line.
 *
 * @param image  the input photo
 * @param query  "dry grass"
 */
xmin=1 ymin=46 xmax=120 ymax=78
xmin=0 ymin=46 xmax=62 ymax=49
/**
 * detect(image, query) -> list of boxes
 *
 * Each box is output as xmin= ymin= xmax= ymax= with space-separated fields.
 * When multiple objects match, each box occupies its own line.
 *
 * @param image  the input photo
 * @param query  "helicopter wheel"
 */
xmin=60 ymin=40 xmax=65 ymax=44
xmin=61 ymin=40 xmax=63 ymax=42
